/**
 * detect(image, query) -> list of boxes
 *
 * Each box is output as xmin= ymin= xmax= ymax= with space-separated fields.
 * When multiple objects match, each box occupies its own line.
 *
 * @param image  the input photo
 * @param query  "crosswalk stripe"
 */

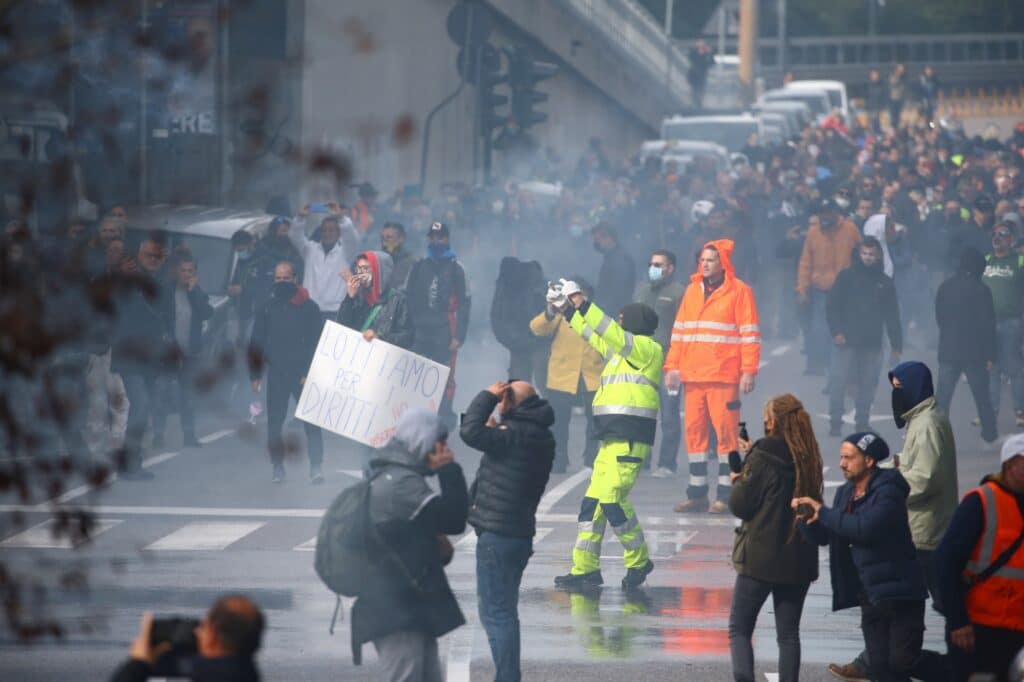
xmin=144 ymin=521 xmax=265 ymax=551
xmin=294 ymin=536 xmax=317 ymax=552
xmin=0 ymin=519 xmax=122 ymax=549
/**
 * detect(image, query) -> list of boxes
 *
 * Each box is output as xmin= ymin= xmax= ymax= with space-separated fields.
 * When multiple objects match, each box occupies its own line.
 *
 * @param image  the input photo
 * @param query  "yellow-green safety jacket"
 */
xmin=567 ymin=300 xmax=662 ymax=445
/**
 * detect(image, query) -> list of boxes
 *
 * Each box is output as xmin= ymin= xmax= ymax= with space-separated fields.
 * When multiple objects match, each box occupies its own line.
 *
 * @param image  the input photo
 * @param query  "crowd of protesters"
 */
xmin=4 ymin=63 xmax=1024 ymax=680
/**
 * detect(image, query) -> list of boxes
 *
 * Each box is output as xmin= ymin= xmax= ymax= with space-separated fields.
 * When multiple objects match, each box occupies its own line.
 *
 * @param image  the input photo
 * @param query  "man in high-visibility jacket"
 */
xmin=550 ymin=279 xmax=662 ymax=590
xmin=665 ymin=239 xmax=760 ymax=514
xmin=937 ymin=433 xmax=1024 ymax=682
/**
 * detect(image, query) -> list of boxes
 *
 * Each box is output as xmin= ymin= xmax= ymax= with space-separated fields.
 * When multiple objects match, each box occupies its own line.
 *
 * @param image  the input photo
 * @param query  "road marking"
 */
xmin=0 ymin=506 xmax=740 ymax=527
xmin=534 ymin=527 xmax=553 ymax=543
xmin=766 ymin=674 xmax=780 ymax=681
xmin=38 ymin=428 xmax=236 ymax=508
xmin=0 ymin=519 xmax=122 ymax=549
xmin=770 ymin=344 xmax=791 ymax=357
xmin=600 ymin=529 xmax=696 ymax=559
xmin=144 ymin=521 xmax=264 ymax=551
xmin=536 ymin=468 xmax=590 ymax=514
xmin=455 ymin=532 xmax=477 ymax=552
xmin=825 ymin=480 xmax=844 ymax=488
xmin=814 ymin=411 xmax=889 ymax=425
xmin=293 ymin=536 xmax=317 ymax=552
xmin=445 ymin=622 xmax=473 ymax=682
xmin=758 ymin=361 xmax=769 ymax=369
xmin=335 ymin=469 xmax=364 ymax=479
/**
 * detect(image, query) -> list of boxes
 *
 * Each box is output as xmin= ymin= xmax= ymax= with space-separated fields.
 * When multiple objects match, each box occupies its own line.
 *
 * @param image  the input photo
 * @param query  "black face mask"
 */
xmin=273 ymin=281 xmax=297 ymax=299
xmin=892 ymin=387 xmax=911 ymax=428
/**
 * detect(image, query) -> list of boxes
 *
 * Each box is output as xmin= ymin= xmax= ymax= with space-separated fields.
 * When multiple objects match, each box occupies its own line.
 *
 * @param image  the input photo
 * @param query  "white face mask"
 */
xmin=835 ymin=196 xmax=851 ymax=210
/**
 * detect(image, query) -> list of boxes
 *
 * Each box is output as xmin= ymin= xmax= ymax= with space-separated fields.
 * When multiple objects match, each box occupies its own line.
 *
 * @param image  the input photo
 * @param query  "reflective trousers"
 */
xmin=572 ymin=440 xmax=650 ymax=575
xmin=684 ymin=381 xmax=739 ymax=501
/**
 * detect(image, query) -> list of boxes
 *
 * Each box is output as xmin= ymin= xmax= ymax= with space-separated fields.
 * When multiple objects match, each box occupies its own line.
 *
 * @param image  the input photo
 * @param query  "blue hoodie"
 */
xmin=888 ymin=361 xmax=933 ymax=429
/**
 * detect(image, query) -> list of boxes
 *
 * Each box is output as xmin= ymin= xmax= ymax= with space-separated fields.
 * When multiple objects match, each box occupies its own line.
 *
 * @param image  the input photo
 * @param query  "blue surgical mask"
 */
xmin=648 ymin=265 xmax=664 ymax=282
xmin=237 ymin=250 xmax=252 ymax=261
xmin=427 ymin=242 xmax=449 ymax=259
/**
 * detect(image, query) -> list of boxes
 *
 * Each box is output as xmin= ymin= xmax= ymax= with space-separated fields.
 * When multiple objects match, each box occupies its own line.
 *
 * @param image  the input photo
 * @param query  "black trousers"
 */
xmin=948 ymin=623 xmax=1024 ymax=682
xmin=860 ymin=598 xmax=925 ymax=682
xmin=266 ymin=373 xmax=323 ymax=469
xmin=936 ymin=362 xmax=997 ymax=441
xmin=414 ymin=332 xmax=457 ymax=423
xmin=546 ymin=377 xmax=598 ymax=471
xmin=152 ymin=357 xmax=198 ymax=441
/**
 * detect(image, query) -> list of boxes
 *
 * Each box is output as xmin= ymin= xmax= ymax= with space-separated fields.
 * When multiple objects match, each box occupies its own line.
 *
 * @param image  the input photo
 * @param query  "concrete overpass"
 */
xmin=291 ymin=0 xmax=691 ymax=201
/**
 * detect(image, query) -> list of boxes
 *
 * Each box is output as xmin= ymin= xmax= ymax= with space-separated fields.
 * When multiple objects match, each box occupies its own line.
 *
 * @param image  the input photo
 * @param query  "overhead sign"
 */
xmin=295 ymin=321 xmax=450 ymax=448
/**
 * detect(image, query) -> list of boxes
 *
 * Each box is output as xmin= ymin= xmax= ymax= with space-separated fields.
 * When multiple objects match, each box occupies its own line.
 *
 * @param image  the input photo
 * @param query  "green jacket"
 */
xmin=895 ymin=396 xmax=959 ymax=551
xmin=567 ymin=301 xmax=662 ymax=445
xmin=634 ymin=278 xmax=686 ymax=352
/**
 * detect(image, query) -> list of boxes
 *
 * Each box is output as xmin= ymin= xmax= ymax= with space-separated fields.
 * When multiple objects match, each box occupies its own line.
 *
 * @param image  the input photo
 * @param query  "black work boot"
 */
xmin=554 ymin=571 xmax=604 ymax=589
xmin=621 ymin=560 xmax=655 ymax=589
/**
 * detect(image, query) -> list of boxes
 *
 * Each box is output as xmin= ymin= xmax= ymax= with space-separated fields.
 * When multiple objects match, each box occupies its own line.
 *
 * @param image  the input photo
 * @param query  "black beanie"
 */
xmin=619 ymin=303 xmax=658 ymax=336
xmin=844 ymin=432 xmax=889 ymax=463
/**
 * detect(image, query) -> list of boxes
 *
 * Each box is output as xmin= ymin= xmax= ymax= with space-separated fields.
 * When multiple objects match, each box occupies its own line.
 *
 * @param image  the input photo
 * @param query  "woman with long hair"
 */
xmin=728 ymin=393 xmax=824 ymax=682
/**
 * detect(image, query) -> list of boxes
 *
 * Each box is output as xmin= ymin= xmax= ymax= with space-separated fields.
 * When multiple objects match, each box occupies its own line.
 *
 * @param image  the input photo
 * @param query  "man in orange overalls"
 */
xmin=665 ymin=239 xmax=760 ymax=513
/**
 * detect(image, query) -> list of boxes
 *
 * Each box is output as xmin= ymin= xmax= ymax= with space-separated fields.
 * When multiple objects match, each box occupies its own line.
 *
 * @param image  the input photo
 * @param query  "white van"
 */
xmin=660 ymin=115 xmax=763 ymax=153
xmin=784 ymin=80 xmax=849 ymax=120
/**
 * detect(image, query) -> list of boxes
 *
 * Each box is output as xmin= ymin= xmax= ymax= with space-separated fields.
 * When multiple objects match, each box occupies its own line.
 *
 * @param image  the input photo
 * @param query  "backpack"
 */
xmin=490 ymin=257 xmax=547 ymax=352
xmin=314 ymin=476 xmax=376 ymax=597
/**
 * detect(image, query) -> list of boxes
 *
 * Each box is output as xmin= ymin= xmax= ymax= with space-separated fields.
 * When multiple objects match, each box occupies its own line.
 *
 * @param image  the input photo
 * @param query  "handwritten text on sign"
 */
xmin=295 ymin=321 xmax=450 ymax=447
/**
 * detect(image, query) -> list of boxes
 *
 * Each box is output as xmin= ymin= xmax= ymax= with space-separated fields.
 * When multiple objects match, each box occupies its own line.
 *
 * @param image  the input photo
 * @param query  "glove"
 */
xmin=559 ymin=279 xmax=582 ymax=298
xmin=545 ymin=281 xmax=567 ymax=308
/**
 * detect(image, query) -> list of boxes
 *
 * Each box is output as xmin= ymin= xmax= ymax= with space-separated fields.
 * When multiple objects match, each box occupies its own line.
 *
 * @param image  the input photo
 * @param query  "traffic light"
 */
xmin=456 ymin=44 xmax=508 ymax=134
xmin=507 ymin=45 xmax=558 ymax=132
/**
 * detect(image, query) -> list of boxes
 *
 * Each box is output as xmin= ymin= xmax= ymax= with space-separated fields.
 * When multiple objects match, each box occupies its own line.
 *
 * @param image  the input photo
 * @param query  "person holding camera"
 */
xmin=793 ymin=433 xmax=930 ymax=682
xmin=728 ymin=394 xmax=823 ymax=682
xmin=109 ymin=594 xmax=264 ymax=682
xmin=351 ymin=408 xmax=468 ymax=682
xmin=460 ymin=379 xmax=556 ymax=682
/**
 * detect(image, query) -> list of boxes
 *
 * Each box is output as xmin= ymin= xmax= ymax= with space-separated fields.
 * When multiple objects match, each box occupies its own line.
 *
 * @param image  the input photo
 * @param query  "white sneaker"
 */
xmin=651 ymin=467 xmax=675 ymax=479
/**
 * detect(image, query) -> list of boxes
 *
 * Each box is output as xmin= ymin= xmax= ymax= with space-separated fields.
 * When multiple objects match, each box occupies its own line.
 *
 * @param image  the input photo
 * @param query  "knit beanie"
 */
xmin=844 ymin=431 xmax=890 ymax=463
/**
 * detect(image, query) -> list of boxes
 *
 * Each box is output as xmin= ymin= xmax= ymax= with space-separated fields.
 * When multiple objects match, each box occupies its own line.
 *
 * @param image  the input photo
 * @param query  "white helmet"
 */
xmin=691 ymin=199 xmax=714 ymax=223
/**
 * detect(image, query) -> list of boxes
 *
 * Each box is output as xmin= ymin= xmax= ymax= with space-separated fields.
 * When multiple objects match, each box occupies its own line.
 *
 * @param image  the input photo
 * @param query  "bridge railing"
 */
xmin=560 ymin=0 xmax=691 ymax=105
xmin=682 ymin=33 xmax=1024 ymax=70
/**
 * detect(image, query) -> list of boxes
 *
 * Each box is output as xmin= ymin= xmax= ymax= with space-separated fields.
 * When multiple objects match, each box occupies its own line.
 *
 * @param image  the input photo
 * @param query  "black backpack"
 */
xmin=490 ymin=257 xmax=547 ymax=353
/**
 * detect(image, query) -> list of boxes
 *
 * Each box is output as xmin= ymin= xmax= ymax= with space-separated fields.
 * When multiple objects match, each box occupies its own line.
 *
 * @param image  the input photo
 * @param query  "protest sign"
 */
xmin=295 ymin=321 xmax=450 ymax=447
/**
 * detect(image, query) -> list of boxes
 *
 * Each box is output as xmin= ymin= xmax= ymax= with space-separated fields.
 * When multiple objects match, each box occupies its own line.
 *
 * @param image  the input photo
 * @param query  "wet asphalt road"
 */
xmin=0 ymin=331 xmax=1007 ymax=680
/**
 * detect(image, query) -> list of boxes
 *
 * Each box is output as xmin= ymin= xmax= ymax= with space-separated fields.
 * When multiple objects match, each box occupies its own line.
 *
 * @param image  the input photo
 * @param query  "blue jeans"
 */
xmin=990 ymin=317 xmax=1024 ymax=417
xmin=829 ymin=346 xmax=882 ymax=428
xmin=729 ymin=573 xmax=809 ymax=682
xmin=476 ymin=532 xmax=533 ymax=682
xmin=656 ymin=381 xmax=682 ymax=471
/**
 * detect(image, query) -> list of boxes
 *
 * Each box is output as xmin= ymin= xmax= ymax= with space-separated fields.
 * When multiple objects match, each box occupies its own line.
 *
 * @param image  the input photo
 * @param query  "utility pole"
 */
xmin=738 ymin=0 xmax=758 ymax=99
xmin=777 ymin=0 xmax=787 ymax=80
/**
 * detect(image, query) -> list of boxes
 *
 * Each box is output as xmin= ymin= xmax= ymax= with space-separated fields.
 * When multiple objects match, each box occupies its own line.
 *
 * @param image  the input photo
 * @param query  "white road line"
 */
xmin=758 ymin=361 xmax=769 ymax=369
xmin=536 ymin=468 xmax=590 ymax=515
xmin=445 ymin=626 xmax=473 ymax=682
xmin=335 ymin=469 xmax=364 ymax=479
xmin=0 ymin=519 xmax=122 ymax=549
xmin=38 ymin=429 xmax=235 ymax=508
xmin=766 ymin=674 xmax=780 ymax=681
xmin=0 ymin=504 xmax=744 ymax=524
xmin=825 ymin=480 xmax=844 ymax=488
xmin=293 ymin=536 xmax=317 ymax=552
xmin=770 ymin=344 xmax=791 ymax=357
xmin=534 ymin=527 xmax=553 ymax=543
xmin=144 ymin=521 xmax=265 ymax=551
xmin=455 ymin=532 xmax=477 ymax=552
xmin=599 ymin=529 xmax=696 ymax=559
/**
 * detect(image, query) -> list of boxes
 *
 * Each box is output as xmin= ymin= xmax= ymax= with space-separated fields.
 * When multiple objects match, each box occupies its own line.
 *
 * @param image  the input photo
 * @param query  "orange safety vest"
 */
xmin=963 ymin=480 xmax=1024 ymax=631
xmin=664 ymin=239 xmax=761 ymax=384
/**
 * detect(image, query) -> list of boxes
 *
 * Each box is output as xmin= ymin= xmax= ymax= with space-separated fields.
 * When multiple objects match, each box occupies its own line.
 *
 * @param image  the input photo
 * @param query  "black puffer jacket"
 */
xmin=935 ymin=248 xmax=996 ymax=367
xmin=460 ymin=390 xmax=556 ymax=538
xmin=729 ymin=436 xmax=819 ymax=586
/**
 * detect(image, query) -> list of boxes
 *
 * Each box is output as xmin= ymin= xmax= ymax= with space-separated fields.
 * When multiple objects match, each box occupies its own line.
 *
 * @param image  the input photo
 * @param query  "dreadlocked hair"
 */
xmin=767 ymin=394 xmax=824 ymax=542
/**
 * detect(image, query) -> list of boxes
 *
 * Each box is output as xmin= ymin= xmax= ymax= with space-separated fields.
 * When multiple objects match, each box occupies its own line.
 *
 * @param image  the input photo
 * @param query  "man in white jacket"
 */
xmin=292 ymin=203 xmax=361 ymax=323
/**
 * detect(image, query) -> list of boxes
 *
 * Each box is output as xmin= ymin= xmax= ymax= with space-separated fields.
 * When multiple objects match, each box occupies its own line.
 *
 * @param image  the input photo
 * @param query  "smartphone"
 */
xmin=309 ymin=203 xmax=329 ymax=213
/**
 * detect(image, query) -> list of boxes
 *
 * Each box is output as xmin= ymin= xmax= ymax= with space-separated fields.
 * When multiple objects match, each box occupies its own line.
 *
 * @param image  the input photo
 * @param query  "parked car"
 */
xmin=660 ymin=114 xmax=763 ymax=153
xmin=640 ymin=139 xmax=730 ymax=174
xmin=759 ymin=88 xmax=831 ymax=124
xmin=751 ymin=100 xmax=814 ymax=134
xmin=784 ymin=79 xmax=849 ymax=121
